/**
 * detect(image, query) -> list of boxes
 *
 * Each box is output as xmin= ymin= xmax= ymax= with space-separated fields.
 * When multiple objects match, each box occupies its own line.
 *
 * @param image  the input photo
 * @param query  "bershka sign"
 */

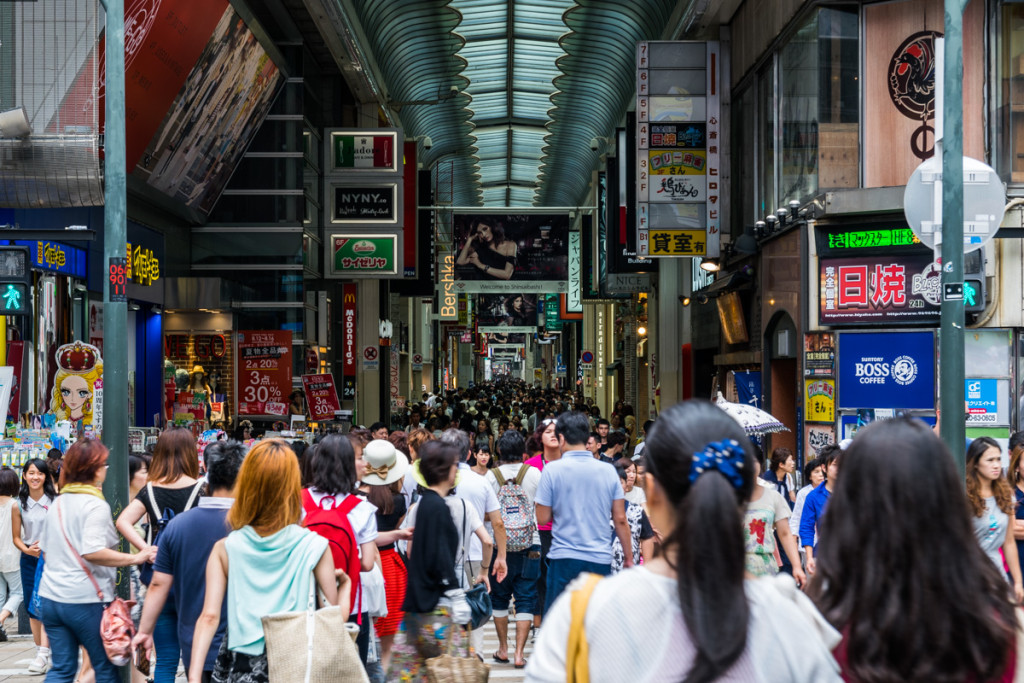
xmin=820 ymin=253 xmax=940 ymax=325
xmin=438 ymin=253 xmax=457 ymax=320
xmin=341 ymin=284 xmax=357 ymax=401
xmin=837 ymin=331 xmax=935 ymax=410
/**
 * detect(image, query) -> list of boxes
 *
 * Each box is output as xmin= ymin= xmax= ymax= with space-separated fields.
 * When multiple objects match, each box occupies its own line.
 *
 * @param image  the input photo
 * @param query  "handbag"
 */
xmin=464 ymin=582 xmax=492 ymax=631
xmin=424 ymin=630 xmax=489 ymax=683
xmin=56 ymin=500 xmax=137 ymax=666
xmin=455 ymin=500 xmax=492 ymax=629
xmin=565 ymin=573 xmax=603 ymax=683
xmin=261 ymin=576 xmax=367 ymax=683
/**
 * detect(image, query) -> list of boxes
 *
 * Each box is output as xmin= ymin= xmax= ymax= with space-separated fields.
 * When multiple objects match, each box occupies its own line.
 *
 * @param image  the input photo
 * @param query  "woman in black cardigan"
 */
xmin=392 ymin=441 xmax=471 ymax=681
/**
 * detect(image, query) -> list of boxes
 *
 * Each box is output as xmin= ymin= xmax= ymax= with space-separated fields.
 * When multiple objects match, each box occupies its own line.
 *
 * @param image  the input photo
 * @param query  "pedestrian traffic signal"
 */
xmin=964 ymin=277 xmax=986 ymax=314
xmin=0 ymin=246 xmax=30 ymax=316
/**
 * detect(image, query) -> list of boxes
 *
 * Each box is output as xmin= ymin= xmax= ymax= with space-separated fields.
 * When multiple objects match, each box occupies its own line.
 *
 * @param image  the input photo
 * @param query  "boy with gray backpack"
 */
xmin=484 ymin=430 xmax=542 ymax=669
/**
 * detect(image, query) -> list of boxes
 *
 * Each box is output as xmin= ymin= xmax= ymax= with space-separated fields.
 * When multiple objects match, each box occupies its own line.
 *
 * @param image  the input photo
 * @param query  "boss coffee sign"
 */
xmin=819 ymin=253 xmax=940 ymax=325
xmin=837 ymin=331 xmax=935 ymax=410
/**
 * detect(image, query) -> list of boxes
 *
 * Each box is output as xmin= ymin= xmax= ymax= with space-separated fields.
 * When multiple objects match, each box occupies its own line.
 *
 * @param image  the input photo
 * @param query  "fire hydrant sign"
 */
xmin=302 ymin=374 xmax=341 ymax=421
xmin=237 ymin=331 xmax=292 ymax=416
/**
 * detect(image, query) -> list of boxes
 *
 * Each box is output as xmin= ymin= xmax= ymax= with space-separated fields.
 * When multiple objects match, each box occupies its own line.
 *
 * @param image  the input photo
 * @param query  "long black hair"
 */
xmin=19 ymin=458 xmax=57 ymax=510
xmin=808 ymin=418 xmax=1016 ymax=683
xmin=309 ymin=434 xmax=358 ymax=496
xmin=643 ymin=400 xmax=755 ymax=683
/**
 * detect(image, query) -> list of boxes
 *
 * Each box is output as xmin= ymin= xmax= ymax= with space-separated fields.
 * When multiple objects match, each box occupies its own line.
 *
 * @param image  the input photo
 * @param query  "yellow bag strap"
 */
xmin=566 ymin=573 xmax=603 ymax=683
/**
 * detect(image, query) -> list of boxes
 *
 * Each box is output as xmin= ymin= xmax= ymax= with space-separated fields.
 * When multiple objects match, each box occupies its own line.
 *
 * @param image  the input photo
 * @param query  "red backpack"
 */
xmin=301 ymin=489 xmax=362 ymax=619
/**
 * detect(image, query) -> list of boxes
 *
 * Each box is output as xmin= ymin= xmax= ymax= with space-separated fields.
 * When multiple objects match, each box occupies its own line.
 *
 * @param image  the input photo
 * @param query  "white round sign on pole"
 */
xmin=903 ymin=155 xmax=1006 ymax=252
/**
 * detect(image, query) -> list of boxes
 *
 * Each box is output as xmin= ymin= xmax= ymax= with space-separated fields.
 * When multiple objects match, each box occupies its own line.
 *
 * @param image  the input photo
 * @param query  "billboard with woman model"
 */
xmin=453 ymin=214 xmax=569 ymax=293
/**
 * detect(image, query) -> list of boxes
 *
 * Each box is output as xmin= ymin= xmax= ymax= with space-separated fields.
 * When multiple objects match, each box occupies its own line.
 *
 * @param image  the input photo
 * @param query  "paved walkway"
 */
xmin=0 ymin=621 xmax=533 ymax=682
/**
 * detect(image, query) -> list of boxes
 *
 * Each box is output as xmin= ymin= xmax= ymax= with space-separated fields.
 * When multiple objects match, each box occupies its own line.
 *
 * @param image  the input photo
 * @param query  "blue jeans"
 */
xmin=38 ymin=597 xmax=119 ymax=683
xmin=491 ymin=546 xmax=540 ymax=620
xmin=19 ymin=554 xmax=39 ymax=619
xmin=153 ymin=605 xmax=181 ymax=683
xmin=545 ymin=558 xmax=611 ymax=614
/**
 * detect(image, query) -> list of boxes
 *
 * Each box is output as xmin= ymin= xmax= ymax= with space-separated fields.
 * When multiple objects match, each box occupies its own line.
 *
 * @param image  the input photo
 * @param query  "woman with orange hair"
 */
xmin=188 ymin=439 xmax=344 ymax=683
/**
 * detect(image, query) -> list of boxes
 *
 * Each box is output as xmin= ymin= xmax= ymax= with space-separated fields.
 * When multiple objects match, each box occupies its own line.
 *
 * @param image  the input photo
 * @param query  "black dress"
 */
xmin=403 ymin=489 xmax=460 ymax=614
xmin=474 ymin=245 xmax=515 ymax=280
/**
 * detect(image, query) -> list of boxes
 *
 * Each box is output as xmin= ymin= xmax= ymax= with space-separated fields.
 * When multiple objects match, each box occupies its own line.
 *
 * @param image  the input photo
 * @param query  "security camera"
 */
xmin=422 ymin=136 xmax=432 ymax=150
xmin=590 ymin=137 xmax=601 ymax=152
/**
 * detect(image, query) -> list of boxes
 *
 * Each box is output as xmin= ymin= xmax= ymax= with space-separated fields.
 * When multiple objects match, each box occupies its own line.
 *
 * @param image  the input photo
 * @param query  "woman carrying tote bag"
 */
xmin=188 ymin=440 xmax=344 ymax=683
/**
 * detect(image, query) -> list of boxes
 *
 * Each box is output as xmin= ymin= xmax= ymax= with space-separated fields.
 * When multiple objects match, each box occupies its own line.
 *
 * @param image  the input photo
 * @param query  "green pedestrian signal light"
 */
xmin=0 ymin=283 xmax=28 ymax=315
xmin=963 ymin=281 xmax=977 ymax=307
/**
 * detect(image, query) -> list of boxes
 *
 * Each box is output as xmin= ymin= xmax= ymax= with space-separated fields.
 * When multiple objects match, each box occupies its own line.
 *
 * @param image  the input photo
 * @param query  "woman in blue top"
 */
xmin=188 ymin=440 xmax=343 ymax=683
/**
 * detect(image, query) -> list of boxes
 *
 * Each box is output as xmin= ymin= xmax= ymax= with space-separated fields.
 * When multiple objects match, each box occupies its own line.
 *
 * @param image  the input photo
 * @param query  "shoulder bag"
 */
xmin=565 ymin=573 xmax=603 ymax=683
xmin=261 ymin=575 xmax=366 ymax=683
xmin=56 ymin=500 xmax=136 ymax=666
xmin=455 ymin=499 xmax=491 ymax=630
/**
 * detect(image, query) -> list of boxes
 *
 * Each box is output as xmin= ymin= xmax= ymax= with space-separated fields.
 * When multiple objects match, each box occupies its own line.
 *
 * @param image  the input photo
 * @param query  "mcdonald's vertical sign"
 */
xmin=342 ymin=284 xmax=358 ymax=400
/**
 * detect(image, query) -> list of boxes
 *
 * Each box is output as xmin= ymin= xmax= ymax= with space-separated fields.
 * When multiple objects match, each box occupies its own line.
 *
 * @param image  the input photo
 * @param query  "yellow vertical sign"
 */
xmin=805 ymin=379 xmax=835 ymax=424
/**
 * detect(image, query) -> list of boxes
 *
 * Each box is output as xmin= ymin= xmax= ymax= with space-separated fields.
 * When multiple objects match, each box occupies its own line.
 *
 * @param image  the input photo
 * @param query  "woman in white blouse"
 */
xmin=527 ymin=401 xmax=842 ymax=682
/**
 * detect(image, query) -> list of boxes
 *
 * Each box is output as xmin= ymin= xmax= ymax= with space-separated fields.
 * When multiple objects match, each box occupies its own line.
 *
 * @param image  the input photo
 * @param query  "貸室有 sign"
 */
xmin=837 ymin=331 xmax=935 ymax=410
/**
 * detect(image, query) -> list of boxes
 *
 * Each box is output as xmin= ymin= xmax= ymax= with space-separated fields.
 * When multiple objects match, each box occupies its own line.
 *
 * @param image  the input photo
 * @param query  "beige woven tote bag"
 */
xmin=261 ymin=579 xmax=367 ymax=683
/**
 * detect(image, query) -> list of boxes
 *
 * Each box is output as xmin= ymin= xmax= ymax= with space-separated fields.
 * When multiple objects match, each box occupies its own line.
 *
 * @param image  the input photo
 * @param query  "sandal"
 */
xmin=492 ymin=652 xmax=510 ymax=664
xmin=515 ymin=658 xmax=528 ymax=669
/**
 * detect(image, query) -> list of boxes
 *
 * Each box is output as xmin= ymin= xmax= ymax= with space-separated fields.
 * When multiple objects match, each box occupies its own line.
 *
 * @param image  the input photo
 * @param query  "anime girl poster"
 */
xmin=49 ymin=342 xmax=103 ymax=426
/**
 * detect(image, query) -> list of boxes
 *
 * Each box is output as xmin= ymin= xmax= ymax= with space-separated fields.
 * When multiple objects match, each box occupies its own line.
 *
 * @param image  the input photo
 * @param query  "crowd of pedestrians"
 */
xmin=5 ymin=377 xmax=1024 ymax=682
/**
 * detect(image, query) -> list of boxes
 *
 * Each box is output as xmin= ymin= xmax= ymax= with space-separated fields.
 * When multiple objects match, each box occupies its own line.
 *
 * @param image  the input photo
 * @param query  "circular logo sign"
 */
xmin=887 ymin=30 xmax=942 ymax=160
xmin=412 ymin=353 xmax=423 ymax=364
xmin=891 ymin=355 xmax=918 ymax=386
xmin=581 ymin=350 xmax=594 ymax=364
xmin=352 ymin=240 xmax=377 ymax=254
xmin=363 ymin=346 xmax=378 ymax=362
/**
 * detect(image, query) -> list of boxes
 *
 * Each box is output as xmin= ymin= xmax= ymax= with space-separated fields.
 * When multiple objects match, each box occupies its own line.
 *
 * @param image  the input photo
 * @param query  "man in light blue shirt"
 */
xmin=536 ymin=411 xmax=633 ymax=613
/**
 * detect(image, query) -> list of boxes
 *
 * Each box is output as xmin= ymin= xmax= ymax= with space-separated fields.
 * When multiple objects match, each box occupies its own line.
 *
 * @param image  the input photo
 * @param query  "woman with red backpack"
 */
xmin=302 ymin=434 xmax=379 ymax=668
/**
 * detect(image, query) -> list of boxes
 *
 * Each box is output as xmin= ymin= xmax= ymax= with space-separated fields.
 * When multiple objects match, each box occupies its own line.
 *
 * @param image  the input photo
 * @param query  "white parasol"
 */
xmin=714 ymin=392 xmax=790 ymax=436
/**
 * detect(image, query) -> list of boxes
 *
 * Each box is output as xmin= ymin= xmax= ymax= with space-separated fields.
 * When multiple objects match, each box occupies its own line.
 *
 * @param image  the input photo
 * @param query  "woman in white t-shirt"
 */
xmin=527 ymin=401 xmax=842 ymax=683
xmin=12 ymin=458 xmax=56 ymax=672
xmin=745 ymin=460 xmax=805 ymax=586
xmin=37 ymin=439 xmax=155 ymax=683
xmin=302 ymin=434 xmax=378 ymax=667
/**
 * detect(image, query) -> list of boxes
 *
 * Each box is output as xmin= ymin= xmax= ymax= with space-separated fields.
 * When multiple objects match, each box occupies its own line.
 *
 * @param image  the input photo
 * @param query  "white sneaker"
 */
xmin=26 ymin=653 xmax=48 ymax=674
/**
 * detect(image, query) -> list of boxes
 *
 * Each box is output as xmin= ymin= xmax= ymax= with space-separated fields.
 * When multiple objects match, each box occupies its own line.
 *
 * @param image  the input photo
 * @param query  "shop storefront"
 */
xmin=162 ymin=312 xmax=234 ymax=433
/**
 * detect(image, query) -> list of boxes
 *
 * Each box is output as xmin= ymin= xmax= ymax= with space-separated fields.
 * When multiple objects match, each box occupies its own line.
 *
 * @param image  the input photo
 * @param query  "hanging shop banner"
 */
xmin=544 ymin=294 xmax=563 ymax=333
xmin=327 ymin=129 xmax=401 ymax=174
xmin=819 ymin=253 xmax=940 ymax=325
xmin=452 ymin=214 xmax=569 ymax=293
xmin=341 ymin=284 xmax=357 ymax=401
xmin=237 ymin=331 xmax=292 ymax=416
xmin=805 ymin=379 xmax=836 ymax=424
xmin=863 ymin=0 xmax=984 ymax=188
xmin=567 ymin=231 xmax=583 ymax=313
xmin=327 ymin=182 xmax=402 ymax=225
xmin=475 ymin=294 xmax=538 ymax=334
xmin=326 ymin=233 xmax=401 ymax=277
xmin=804 ymin=332 xmax=835 ymax=377
xmin=733 ymin=370 xmax=761 ymax=407
xmin=636 ymin=40 xmax=720 ymax=258
xmin=837 ymin=331 xmax=935 ymax=410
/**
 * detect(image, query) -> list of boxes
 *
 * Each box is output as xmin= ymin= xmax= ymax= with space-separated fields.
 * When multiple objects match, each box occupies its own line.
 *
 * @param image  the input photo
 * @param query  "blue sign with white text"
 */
xmin=965 ymin=378 xmax=998 ymax=421
xmin=837 ymin=331 xmax=935 ymax=410
xmin=734 ymin=370 xmax=762 ymax=408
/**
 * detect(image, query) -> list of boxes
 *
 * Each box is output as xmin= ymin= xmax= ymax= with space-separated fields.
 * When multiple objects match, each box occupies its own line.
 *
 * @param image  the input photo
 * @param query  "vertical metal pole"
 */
xmin=939 ymin=2 xmax=966 ymax=475
xmin=102 ymin=0 xmax=130 ymax=604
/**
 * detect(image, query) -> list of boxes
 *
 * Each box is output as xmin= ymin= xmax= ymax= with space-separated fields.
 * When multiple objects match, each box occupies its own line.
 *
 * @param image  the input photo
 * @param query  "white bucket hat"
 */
xmin=361 ymin=439 xmax=409 ymax=486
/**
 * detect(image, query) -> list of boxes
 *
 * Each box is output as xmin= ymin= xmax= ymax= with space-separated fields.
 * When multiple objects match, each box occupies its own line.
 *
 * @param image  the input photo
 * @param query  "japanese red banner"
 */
xmin=237 ymin=331 xmax=292 ymax=416
xmin=301 ymin=374 xmax=341 ymax=421
xmin=819 ymin=254 xmax=940 ymax=325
